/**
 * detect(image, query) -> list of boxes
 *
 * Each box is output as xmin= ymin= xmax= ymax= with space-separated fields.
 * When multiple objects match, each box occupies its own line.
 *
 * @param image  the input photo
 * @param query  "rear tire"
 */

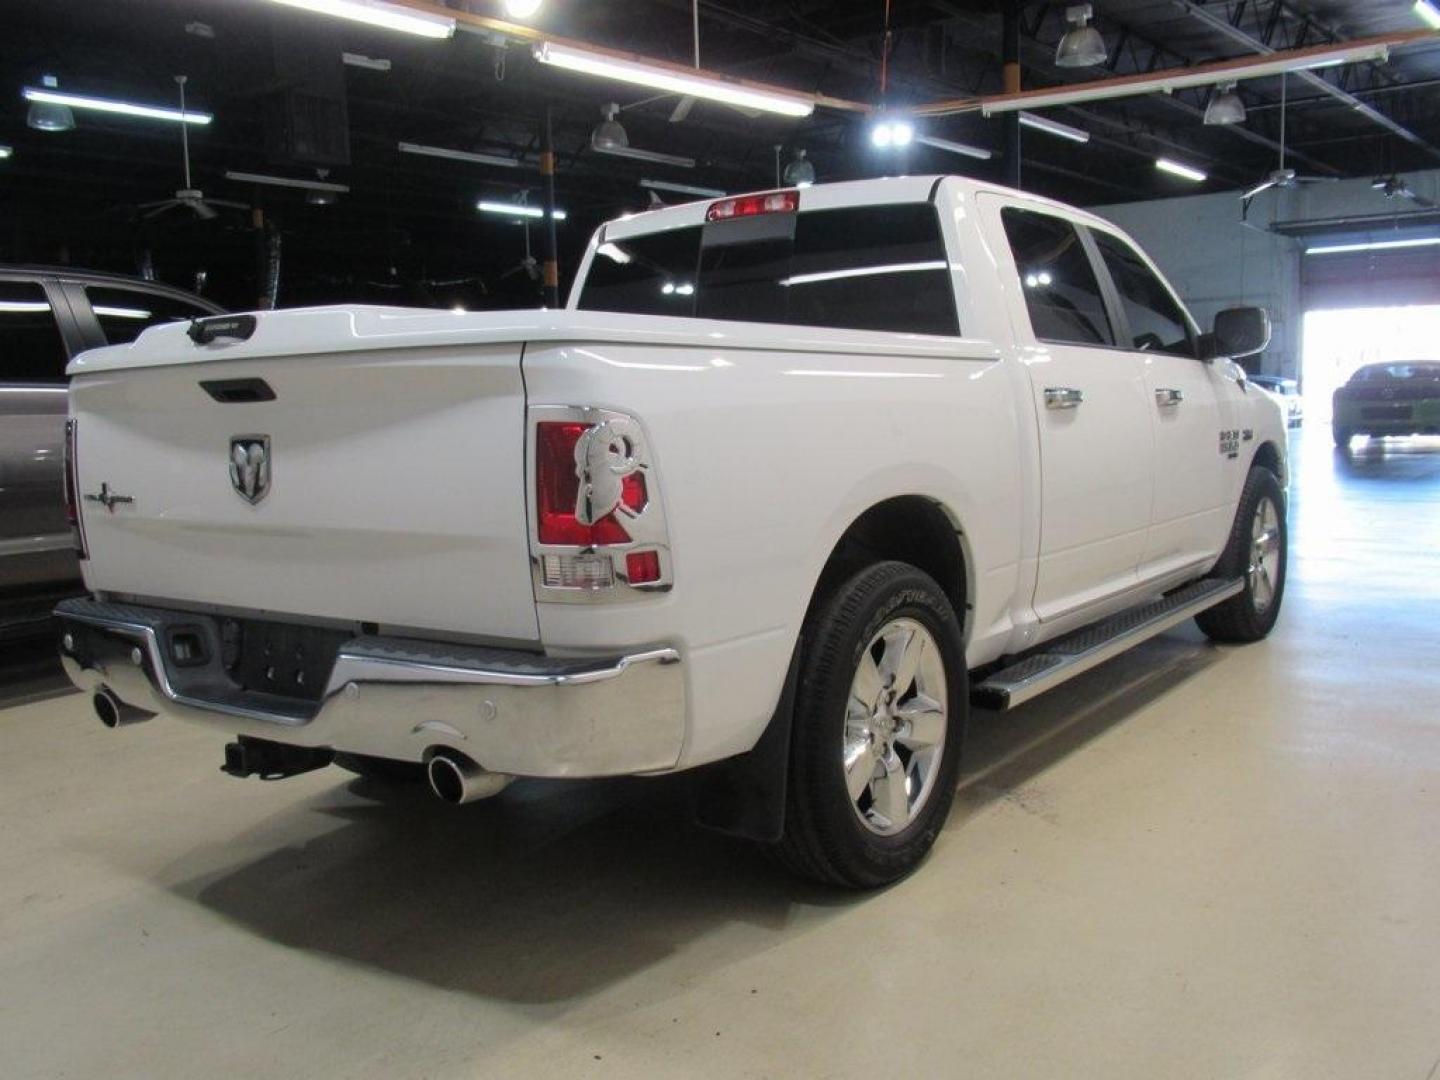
xmin=773 ymin=561 xmax=967 ymax=889
xmin=1195 ymin=466 xmax=1287 ymax=644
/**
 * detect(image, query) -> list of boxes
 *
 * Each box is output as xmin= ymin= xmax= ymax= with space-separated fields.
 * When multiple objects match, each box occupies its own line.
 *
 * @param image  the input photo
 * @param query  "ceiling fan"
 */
xmin=1372 ymin=174 xmax=1437 ymax=209
xmin=136 ymin=76 xmax=247 ymax=221
xmin=1240 ymin=73 xmax=1337 ymax=204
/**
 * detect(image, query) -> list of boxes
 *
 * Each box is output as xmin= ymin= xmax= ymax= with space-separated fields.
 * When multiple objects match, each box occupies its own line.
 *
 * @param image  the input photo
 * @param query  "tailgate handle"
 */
xmin=200 ymin=377 xmax=275 ymax=403
xmin=188 ymin=314 xmax=257 ymax=344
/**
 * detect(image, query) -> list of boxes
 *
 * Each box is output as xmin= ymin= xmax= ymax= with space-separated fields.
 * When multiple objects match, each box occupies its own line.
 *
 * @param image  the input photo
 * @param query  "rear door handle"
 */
xmin=1044 ymin=387 xmax=1084 ymax=410
xmin=1155 ymin=387 xmax=1185 ymax=407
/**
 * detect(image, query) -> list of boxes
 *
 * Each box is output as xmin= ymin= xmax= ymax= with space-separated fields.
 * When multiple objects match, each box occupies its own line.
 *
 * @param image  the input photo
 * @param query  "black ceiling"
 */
xmin=3 ymin=0 xmax=1439 ymax=310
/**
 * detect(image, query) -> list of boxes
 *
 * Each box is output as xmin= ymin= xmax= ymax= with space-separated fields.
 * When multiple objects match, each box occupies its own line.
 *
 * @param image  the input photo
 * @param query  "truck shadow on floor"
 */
xmin=167 ymin=629 xmax=1222 ymax=1006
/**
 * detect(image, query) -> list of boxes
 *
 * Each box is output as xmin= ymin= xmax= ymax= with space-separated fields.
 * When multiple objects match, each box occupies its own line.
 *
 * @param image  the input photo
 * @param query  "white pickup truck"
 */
xmin=56 ymin=175 xmax=1286 ymax=887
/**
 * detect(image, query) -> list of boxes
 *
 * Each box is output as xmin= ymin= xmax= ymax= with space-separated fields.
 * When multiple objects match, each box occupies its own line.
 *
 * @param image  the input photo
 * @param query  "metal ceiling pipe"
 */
xmin=1170 ymin=0 xmax=1440 ymax=164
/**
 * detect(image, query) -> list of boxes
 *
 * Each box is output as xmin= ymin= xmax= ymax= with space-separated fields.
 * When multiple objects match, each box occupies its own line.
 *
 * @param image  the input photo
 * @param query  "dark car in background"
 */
xmin=1332 ymin=361 xmax=1440 ymax=449
xmin=1 ymin=266 xmax=222 ymax=639
xmin=1249 ymin=374 xmax=1303 ymax=428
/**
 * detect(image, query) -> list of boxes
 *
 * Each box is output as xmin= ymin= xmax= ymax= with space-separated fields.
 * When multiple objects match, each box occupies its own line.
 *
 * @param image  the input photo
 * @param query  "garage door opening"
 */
xmin=1301 ymin=304 xmax=1440 ymax=421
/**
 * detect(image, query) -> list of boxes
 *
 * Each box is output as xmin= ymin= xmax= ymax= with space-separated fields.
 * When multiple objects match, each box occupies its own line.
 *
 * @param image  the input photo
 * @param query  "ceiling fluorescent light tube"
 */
xmin=639 ymin=178 xmax=726 ymax=197
xmin=398 ymin=142 xmax=523 ymax=168
xmin=477 ymin=200 xmax=567 ymax=220
xmin=1416 ymin=0 xmax=1440 ymax=29
xmin=977 ymin=41 xmax=1390 ymax=115
xmin=915 ymin=134 xmax=993 ymax=160
xmin=1306 ymin=236 xmax=1440 ymax=255
xmin=342 ymin=52 xmax=392 ymax=71
xmin=1018 ymin=112 xmax=1089 ymax=143
xmin=263 ymin=0 xmax=455 ymax=38
xmin=532 ymin=41 xmax=815 ymax=117
xmin=594 ymin=144 xmax=696 ymax=168
xmin=21 ymin=86 xmax=212 ymax=125
xmin=1155 ymin=157 xmax=1207 ymax=182
xmin=224 ymin=170 xmax=350 ymax=192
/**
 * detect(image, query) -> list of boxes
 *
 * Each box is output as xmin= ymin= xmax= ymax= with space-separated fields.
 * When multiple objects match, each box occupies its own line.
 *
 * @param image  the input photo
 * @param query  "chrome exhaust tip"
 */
xmin=426 ymin=751 xmax=511 ymax=804
xmin=93 ymin=687 xmax=154 ymax=729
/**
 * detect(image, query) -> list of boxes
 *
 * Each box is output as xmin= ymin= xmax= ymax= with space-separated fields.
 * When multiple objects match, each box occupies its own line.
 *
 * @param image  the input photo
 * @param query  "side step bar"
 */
xmin=973 ymin=577 xmax=1244 ymax=711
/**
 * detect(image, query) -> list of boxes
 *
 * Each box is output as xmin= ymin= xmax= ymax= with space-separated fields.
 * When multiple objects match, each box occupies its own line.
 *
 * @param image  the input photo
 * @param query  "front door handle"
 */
xmin=1044 ymin=387 xmax=1084 ymax=410
xmin=1155 ymin=387 xmax=1185 ymax=407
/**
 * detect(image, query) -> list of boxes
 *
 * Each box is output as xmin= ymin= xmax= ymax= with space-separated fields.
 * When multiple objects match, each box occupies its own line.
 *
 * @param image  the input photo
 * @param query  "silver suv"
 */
xmin=1 ymin=266 xmax=221 ymax=639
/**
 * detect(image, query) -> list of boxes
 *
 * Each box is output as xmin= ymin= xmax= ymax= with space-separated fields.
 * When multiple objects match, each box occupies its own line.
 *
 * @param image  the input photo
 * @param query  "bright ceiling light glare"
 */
xmin=1204 ymin=82 xmax=1247 ymax=126
xmin=1155 ymin=157 xmax=1208 ymax=182
xmin=1415 ymin=0 xmax=1440 ymax=30
xmin=1056 ymin=3 xmax=1107 ymax=68
xmin=871 ymin=116 xmax=914 ymax=149
xmin=263 ymin=0 xmax=455 ymax=38
xmin=476 ymin=199 xmax=567 ymax=220
xmin=1018 ymin=111 xmax=1090 ymax=143
xmin=1306 ymin=236 xmax=1440 ymax=255
xmin=0 ymin=145 xmax=11 ymax=159
xmin=21 ymin=86 xmax=211 ymax=125
xmin=533 ymin=41 xmax=815 ymax=117
xmin=504 ymin=0 xmax=543 ymax=17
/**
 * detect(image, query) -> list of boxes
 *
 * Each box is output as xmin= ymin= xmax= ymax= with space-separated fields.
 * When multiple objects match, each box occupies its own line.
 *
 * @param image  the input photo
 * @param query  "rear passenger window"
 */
xmin=1000 ymin=208 xmax=1114 ymax=347
xmin=1093 ymin=232 xmax=1195 ymax=357
xmin=579 ymin=203 xmax=958 ymax=336
xmin=0 ymin=281 xmax=68 ymax=383
xmin=84 ymin=286 xmax=215 ymax=346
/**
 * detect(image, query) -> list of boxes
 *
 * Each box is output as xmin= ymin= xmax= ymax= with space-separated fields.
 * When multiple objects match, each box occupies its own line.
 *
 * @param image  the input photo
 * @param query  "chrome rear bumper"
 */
xmin=55 ymin=598 xmax=686 ymax=777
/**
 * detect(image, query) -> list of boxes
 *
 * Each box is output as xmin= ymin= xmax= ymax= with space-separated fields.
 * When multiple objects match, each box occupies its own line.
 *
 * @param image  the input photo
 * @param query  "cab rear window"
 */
xmin=578 ymin=203 xmax=959 ymax=337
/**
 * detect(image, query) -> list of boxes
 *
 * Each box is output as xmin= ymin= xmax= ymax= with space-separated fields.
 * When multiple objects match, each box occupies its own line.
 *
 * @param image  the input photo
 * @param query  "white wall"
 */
xmin=1093 ymin=168 xmax=1440 ymax=380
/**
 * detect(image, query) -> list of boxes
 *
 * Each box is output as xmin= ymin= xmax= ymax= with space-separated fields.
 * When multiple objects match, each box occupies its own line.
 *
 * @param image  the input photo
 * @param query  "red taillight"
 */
xmin=625 ymin=550 xmax=662 ymax=585
xmin=63 ymin=418 xmax=88 ymax=560
xmin=536 ymin=421 xmax=633 ymax=546
xmin=705 ymin=189 xmax=799 ymax=222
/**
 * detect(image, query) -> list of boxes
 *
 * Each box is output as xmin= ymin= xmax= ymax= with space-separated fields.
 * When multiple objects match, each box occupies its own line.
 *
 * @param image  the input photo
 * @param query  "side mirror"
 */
xmin=1203 ymin=306 xmax=1271 ymax=361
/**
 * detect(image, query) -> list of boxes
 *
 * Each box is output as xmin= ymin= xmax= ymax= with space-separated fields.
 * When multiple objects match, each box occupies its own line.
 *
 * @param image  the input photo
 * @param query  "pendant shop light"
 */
xmin=782 ymin=149 xmax=816 ymax=186
xmin=1204 ymin=82 xmax=1247 ymax=126
xmin=1056 ymin=4 xmax=1108 ymax=68
xmin=26 ymin=75 xmax=75 ymax=132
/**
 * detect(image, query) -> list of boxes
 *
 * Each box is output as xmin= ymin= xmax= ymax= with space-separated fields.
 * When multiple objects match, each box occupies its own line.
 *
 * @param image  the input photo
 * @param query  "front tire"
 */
xmin=1195 ymin=465 xmax=1287 ymax=644
xmin=1332 ymin=424 xmax=1353 ymax=449
xmin=774 ymin=561 xmax=967 ymax=888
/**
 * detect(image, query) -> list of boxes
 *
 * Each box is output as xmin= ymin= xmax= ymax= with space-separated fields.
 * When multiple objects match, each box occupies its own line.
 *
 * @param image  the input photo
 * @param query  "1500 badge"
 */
xmin=1219 ymin=429 xmax=1241 ymax=458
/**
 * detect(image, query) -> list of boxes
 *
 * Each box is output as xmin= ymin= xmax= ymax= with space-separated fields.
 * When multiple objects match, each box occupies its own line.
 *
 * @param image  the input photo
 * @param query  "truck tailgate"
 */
xmin=70 ymin=328 xmax=537 ymax=643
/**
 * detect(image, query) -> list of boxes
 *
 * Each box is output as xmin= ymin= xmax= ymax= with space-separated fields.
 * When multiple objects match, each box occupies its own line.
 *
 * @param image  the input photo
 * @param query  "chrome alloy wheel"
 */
xmin=1248 ymin=496 xmax=1282 ymax=615
xmin=843 ymin=617 xmax=948 ymax=836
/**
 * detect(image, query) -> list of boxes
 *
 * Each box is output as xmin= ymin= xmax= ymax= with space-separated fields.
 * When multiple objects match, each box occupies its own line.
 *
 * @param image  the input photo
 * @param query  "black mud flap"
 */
xmin=690 ymin=641 xmax=800 ymax=844
xmin=222 ymin=736 xmax=333 ymax=780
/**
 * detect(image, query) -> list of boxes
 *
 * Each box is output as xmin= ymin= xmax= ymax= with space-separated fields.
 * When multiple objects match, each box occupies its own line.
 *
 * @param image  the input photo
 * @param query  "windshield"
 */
xmin=578 ymin=202 xmax=959 ymax=337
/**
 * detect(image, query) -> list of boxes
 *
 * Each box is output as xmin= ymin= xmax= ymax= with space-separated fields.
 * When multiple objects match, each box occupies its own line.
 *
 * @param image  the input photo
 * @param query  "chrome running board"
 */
xmin=973 ymin=577 xmax=1244 ymax=710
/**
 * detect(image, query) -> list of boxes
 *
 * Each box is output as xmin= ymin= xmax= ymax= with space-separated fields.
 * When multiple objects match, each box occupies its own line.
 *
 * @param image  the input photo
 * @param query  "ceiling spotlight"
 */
xmin=504 ymin=0 xmax=543 ymax=17
xmin=1204 ymin=82 xmax=1247 ymax=126
xmin=26 ymin=75 xmax=75 ymax=133
xmin=1056 ymin=3 xmax=1107 ymax=68
xmin=782 ymin=149 xmax=816 ymax=187
xmin=306 ymin=189 xmax=337 ymax=206
xmin=871 ymin=115 xmax=914 ymax=149
xmin=592 ymin=103 xmax=628 ymax=151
